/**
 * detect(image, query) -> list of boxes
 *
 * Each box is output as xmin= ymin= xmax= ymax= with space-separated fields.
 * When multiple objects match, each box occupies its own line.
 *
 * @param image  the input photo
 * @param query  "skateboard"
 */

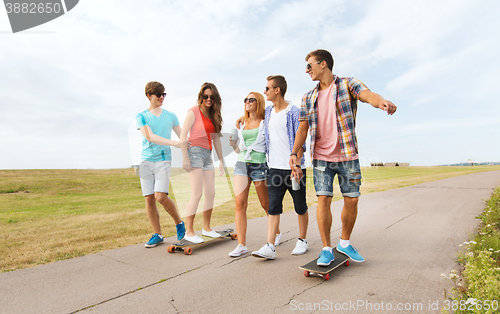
xmin=167 ymin=229 xmax=237 ymax=255
xmin=299 ymin=250 xmax=350 ymax=280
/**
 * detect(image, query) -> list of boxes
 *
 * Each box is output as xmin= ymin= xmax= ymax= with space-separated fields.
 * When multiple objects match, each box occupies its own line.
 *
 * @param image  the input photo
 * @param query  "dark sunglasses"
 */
xmin=265 ymin=86 xmax=277 ymax=92
xmin=244 ymin=98 xmax=257 ymax=103
xmin=306 ymin=60 xmax=322 ymax=71
xmin=202 ymin=95 xmax=214 ymax=100
xmin=152 ymin=93 xmax=166 ymax=98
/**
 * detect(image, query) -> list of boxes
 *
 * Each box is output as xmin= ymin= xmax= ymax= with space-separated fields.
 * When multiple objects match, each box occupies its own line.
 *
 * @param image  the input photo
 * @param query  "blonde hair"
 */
xmin=244 ymin=92 xmax=265 ymax=123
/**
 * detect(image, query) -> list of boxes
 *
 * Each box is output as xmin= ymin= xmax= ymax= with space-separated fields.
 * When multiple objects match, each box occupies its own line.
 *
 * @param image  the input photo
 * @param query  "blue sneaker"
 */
xmin=317 ymin=249 xmax=334 ymax=266
xmin=145 ymin=233 xmax=163 ymax=248
xmin=176 ymin=221 xmax=186 ymax=240
xmin=336 ymin=243 xmax=365 ymax=262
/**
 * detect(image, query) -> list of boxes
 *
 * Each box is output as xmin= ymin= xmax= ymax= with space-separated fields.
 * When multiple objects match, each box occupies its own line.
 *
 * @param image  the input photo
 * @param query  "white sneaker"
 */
xmin=202 ymin=229 xmax=222 ymax=238
xmin=184 ymin=234 xmax=204 ymax=243
xmin=229 ymin=244 xmax=248 ymax=257
xmin=291 ymin=239 xmax=308 ymax=255
xmin=251 ymin=244 xmax=275 ymax=260
xmin=274 ymin=233 xmax=282 ymax=246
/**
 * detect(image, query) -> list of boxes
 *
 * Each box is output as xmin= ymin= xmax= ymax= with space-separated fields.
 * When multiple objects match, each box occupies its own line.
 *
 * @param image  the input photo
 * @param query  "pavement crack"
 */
xmin=169 ymin=297 xmax=180 ymax=314
xmin=275 ymin=281 xmax=325 ymax=313
xmin=385 ymin=211 xmax=418 ymax=230
xmin=70 ymin=265 xmax=202 ymax=313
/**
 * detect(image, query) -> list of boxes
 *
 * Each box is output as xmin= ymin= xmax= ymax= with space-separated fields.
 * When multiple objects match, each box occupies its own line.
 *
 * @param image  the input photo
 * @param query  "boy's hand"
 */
xmin=235 ymin=116 xmax=244 ymax=129
xmin=379 ymin=100 xmax=397 ymax=115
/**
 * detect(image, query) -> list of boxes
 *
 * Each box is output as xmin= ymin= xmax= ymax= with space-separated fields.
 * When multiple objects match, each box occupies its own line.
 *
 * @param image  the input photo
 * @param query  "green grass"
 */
xmin=1 ymin=165 xmax=500 ymax=272
xmin=442 ymin=186 xmax=500 ymax=313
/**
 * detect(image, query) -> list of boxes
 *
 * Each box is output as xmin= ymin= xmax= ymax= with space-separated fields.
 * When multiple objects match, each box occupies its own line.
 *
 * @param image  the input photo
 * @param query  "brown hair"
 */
xmin=244 ymin=92 xmax=266 ymax=123
xmin=266 ymin=75 xmax=287 ymax=97
xmin=305 ymin=49 xmax=334 ymax=71
xmin=145 ymin=81 xmax=164 ymax=97
xmin=197 ymin=82 xmax=223 ymax=133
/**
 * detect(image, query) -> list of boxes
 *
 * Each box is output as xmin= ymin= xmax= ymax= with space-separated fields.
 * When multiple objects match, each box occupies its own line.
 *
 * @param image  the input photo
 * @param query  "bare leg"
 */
xmin=186 ymin=168 xmax=204 ymax=237
xmin=317 ymin=195 xmax=333 ymax=247
xmin=340 ymin=197 xmax=359 ymax=240
xmin=234 ymin=176 xmax=251 ymax=246
xmin=297 ymin=211 xmax=309 ymax=240
xmin=267 ymin=215 xmax=280 ymax=244
xmin=202 ymin=169 xmax=216 ymax=232
xmin=155 ymin=192 xmax=182 ymax=225
xmin=145 ymin=194 xmax=161 ymax=234
xmin=254 ymin=180 xmax=280 ymax=234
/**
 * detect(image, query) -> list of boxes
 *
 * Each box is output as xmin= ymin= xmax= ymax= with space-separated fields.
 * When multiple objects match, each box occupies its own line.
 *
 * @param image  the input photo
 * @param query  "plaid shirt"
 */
xmin=265 ymin=103 xmax=306 ymax=167
xmin=300 ymin=75 xmax=369 ymax=160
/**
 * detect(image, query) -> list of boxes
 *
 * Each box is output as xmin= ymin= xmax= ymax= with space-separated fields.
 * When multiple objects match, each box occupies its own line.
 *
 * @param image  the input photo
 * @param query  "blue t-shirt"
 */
xmin=136 ymin=109 xmax=179 ymax=162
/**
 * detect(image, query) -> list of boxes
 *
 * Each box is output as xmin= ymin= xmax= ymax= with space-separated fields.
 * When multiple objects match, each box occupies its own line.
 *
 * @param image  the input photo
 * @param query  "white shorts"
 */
xmin=139 ymin=160 xmax=172 ymax=196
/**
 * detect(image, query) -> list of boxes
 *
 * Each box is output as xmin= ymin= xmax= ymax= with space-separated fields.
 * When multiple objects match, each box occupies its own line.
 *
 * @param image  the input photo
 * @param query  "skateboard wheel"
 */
xmin=230 ymin=233 xmax=238 ymax=240
xmin=167 ymin=246 xmax=175 ymax=253
xmin=324 ymin=273 xmax=330 ymax=280
xmin=184 ymin=247 xmax=193 ymax=255
xmin=345 ymin=260 xmax=350 ymax=266
xmin=304 ymin=270 xmax=310 ymax=277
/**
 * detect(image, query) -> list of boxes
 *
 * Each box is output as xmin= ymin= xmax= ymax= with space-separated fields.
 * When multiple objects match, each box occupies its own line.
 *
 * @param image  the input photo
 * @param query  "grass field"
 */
xmin=1 ymin=165 xmax=500 ymax=272
xmin=442 ymin=186 xmax=500 ymax=313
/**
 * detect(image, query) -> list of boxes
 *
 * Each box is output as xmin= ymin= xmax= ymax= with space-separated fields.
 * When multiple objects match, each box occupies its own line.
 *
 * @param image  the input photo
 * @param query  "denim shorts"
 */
xmin=189 ymin=146 xmax=214 ymax=170
xmin=313 ymin=159 xmax=361 ymax=198
xmin=268 ymin=168 xmax=308 ymax=216
xmin=139 ymin=160 xmax=171 ymax=196
xmin=234 ymin=161 xmax=269 ymax=182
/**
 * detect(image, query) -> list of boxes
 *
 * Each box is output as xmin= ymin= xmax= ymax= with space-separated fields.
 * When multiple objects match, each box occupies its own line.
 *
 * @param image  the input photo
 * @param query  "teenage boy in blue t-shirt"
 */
xmin=136 ymin=81 xmax=185 ymax=247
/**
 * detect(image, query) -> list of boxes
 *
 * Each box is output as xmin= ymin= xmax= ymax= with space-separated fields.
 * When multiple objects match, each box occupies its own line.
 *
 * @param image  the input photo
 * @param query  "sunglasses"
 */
xmin=152 ymin=93 xmax=166 ymax=98
xmin=244 ymin=98 xmax=257 ymax=103
xmin=306 ymin=60 xmax=322 ymax=71
xmin=202 ymin=95 xmax=214 ymax=100
xmin=265 ymin=86 xmax=277 ymax=92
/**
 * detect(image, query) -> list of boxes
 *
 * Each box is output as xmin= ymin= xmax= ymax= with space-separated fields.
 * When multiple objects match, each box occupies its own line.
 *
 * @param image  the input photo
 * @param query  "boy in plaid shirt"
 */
xmin=290 ymin=49 xmax=396 ymax=266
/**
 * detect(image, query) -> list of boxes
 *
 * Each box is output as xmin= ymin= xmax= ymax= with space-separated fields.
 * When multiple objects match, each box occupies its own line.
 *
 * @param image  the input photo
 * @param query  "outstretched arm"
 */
xmin=359 ymin=90 xmax=397 ymax=115
xmin=139 ymin=125 xmax=181 ymax=148
xmin=173 ymin=125 xmax=181 ymax=139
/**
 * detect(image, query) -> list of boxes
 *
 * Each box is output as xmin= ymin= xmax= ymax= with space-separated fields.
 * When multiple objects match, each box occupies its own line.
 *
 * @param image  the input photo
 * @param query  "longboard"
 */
xmin=167 ymin=229 xmax=237 ymax=255
xmin=299 ymin=250 xmax=350 ymax=280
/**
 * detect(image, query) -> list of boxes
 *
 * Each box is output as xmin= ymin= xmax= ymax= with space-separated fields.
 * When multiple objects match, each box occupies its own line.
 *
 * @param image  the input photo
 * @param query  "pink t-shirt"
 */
xmin=314 ymin=83 xmax=357 ymax=162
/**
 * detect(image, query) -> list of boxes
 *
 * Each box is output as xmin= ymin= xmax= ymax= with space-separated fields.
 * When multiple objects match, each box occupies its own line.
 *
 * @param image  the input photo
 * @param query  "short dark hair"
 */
xmin=266 ymin=75 xmax=287 ymax=97
xmin=306 ymin=49 xmax=334 ymax=71
xmin=145 ymin=81 xmax=164 ymax=97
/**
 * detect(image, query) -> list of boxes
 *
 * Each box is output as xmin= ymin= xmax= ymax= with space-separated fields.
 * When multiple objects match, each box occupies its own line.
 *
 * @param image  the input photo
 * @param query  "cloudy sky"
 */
xmin=1 ymin=0 xmax=499 ymax=169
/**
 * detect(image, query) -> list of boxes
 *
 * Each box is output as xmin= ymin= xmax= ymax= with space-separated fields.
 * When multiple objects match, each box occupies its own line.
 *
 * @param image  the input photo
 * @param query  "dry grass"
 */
xmin=1 ymin=165 xmax=499 ymax=272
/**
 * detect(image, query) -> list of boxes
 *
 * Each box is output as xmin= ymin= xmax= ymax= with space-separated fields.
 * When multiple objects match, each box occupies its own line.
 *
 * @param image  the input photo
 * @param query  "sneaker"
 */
xmin=251 ymin=244 xmax=276 ymax=260
xmin=202 ymin=229 xmax=222 ymax=238
xmin=145 ymin=233 xmax=163 ymax=248
xmin=336 ymin=243 xmax=365 ymax=262
xmin=274 ymin=233 xmax=282 ymax=246
xmin=291 ymin=239 xmax=308 ymax=255
xmin=184 ymin=234 xmax=204 ymax=244
xmin=229 ymin=244 xmax=248 ymax=257
xmin=317 ymin=249 xmax=334 ymax=266
xmin=176 ymin=221 xmax=186 ymax=241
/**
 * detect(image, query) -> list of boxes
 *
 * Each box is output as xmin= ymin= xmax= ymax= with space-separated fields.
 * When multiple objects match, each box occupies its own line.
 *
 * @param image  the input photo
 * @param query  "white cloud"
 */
xmin=1 ymin=0 xmax=499 ymax=168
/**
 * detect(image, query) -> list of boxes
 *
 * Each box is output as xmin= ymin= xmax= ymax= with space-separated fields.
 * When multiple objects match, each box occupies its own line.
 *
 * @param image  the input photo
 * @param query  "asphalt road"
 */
xmin=1 ymin=170 xmax=499 ymax=314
